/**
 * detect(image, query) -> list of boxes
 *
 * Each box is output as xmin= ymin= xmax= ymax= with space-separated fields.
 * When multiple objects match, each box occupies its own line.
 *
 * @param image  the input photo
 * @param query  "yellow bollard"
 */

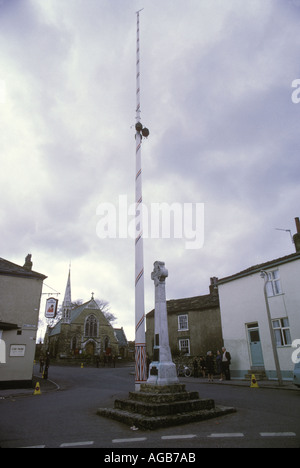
xmin=33 ymin=382 xmax=41 ymax=395
xmin=250 ymin=374 xmax=259 ymax=388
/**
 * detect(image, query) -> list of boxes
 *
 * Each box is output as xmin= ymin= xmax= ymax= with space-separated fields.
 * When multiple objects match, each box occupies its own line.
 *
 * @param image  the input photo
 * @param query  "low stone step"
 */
xmin=97 ymin=405 xmax=237 ymax=430
xmin=128 ymin=390 xmax=200 ymax=404
xmin=244 ymin=373 xmax=266 ymax=381
xmin=140 ymin=383 xmax=186 ymax=394
xmin=114 ymin=397 xmax=215 ymax=417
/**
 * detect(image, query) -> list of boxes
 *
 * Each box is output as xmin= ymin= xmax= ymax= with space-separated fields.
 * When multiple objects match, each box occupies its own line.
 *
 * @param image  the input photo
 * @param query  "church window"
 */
xmin=85 ymin=315 xmax=98 ymax=337
xmin=70 ymin=336 xmax=77 ymax=351
xmin=104 ymin=336 xmax=110 ymax=351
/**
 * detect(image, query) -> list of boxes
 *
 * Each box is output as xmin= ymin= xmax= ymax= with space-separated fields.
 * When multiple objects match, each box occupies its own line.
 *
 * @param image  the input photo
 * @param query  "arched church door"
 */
xmin=86 ymin=341 xmax=95 ymax=356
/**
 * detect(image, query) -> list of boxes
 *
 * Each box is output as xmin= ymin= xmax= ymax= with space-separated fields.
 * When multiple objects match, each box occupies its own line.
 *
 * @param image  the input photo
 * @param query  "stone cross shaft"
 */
xmin=148 ymin=261 xmax=179 ymax=385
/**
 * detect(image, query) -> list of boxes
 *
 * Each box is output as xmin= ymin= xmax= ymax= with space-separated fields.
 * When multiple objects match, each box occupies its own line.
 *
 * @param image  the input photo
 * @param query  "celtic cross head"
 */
xmin=151 ymin=261 xmax=168 ymax=286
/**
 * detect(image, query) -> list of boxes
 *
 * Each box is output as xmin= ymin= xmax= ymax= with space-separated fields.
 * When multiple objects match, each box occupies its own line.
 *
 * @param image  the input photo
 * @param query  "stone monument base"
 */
xmin=147 ymin=360 xmax=179 ymax=386
xmin=97 ymin=383 xmax=236 ymax=430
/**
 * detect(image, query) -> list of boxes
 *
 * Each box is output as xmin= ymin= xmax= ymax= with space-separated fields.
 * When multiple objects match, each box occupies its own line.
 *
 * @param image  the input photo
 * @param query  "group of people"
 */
xmin=193 ymin=347 xmax=231 ymax=382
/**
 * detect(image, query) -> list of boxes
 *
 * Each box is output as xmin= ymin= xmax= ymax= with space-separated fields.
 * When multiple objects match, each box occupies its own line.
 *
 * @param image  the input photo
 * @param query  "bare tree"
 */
xmin=95 ymin=298 xmax=117 ymax=324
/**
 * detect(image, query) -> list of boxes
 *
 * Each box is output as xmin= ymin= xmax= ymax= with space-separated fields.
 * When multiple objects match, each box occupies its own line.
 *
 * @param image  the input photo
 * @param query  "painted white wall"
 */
xmin=219 ymin=258 xmax=300 ymax=379
xmin=0 ymin=275 xmax=44 ymax=384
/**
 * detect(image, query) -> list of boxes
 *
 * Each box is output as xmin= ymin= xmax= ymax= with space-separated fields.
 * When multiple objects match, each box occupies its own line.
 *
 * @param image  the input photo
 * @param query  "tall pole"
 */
xmin=134 ymin=9 xmax=147 ymax=390
xmin=260 ymin=271 xmax=283 ymax=386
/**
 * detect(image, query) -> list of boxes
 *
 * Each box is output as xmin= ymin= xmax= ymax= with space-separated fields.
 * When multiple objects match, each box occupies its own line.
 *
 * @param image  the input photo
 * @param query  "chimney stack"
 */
xmin=23 ymin=254 xmax=33 ymax=271
xmin=293 ymin=218 xmax=300 ymax=252
xmin=210 ymin=277 xmax=218 ymax=295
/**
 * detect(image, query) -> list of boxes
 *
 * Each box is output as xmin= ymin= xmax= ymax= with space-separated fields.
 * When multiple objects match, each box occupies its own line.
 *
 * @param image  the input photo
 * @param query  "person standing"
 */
xmin=206 ymin=351 xmax=215 ymax=382
xmin=193 ymin=358 xmax=198 ymax=378
xmin=44 ymin=352 xmax=50 ymax=380
xmin=216 ymin=350 xmax=223 ymax=381
xmin=221 ymin=347 xmax=231 ymax=381
xmin=39 ymin=355 xmax=45 ymax=373
xmin=199 ymin=356 xmax=206 ymax=378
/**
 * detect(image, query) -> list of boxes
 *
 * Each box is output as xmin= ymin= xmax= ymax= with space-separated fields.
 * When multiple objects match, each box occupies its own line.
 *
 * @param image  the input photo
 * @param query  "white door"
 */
xmin=247 ymin=323 xmax=264 ymax=367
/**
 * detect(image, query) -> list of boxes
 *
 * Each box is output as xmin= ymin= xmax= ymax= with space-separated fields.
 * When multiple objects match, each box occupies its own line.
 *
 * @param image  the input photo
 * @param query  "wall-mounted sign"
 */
xmin=45 ymin=297 xmax=58 ymax=319
xmin=0 ymin=330 xmax=5 ymax=363
xmin=10 ymin=344 xmax=26 ymax=357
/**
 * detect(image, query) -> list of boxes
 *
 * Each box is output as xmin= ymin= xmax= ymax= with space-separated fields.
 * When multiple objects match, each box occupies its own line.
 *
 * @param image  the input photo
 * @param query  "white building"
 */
xmin=0 ymin=255 xmax=46 ymax=388
xmin=218 ymin=250 xmax=300 ymax=381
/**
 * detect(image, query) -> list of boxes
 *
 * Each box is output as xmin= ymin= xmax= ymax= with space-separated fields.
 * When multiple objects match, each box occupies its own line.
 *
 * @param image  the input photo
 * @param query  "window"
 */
xmin=70 ymin=335 xmax=78 ymax=351
xmin=85 ymin=315 xmax=98 ymax=337
xmin=266 ymin=270 xmax=282 ymax=297
xmin=272 ymin=318 xmax=292 ymax=347
xmin=178 ymin=314 xmax=189 ymax=331
xmin=179 ymin=339 xmax=190 ymax=355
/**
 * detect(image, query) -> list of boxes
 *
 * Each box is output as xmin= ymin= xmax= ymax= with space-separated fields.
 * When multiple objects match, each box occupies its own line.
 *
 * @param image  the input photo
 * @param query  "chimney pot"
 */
xmin=293 ymin=218 xmax=300 ymax=253
xmin=23 ymin=254 xmax=33 ymax=271
xmin=210 ymin=277 xmax=218 ymax=295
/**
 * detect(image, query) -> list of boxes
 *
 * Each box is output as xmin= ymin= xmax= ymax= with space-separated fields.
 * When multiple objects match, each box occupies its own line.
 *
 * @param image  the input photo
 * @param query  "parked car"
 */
xmin=293 ymin=362 xmax=300 ymax=388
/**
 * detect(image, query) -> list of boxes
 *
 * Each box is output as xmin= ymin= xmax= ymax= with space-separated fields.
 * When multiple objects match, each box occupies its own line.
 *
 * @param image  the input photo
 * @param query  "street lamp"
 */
xmin=260 ymin=271 xmax=283 ymax=386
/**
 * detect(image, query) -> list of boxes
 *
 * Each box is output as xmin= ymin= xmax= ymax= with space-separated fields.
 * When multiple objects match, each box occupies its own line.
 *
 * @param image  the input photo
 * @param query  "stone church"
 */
xmin=44 ymin=270 xmax=119 ymax=360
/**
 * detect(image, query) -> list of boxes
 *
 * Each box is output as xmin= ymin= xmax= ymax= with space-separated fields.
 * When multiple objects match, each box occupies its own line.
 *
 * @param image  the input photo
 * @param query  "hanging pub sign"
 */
xmin=45 ymin=297 xmax=58 ymax=319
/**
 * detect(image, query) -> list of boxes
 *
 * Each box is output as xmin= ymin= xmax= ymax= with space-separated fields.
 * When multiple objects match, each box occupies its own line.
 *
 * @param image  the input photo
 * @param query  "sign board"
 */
xmin=45 ymin=297 xmax=58 ymax=319
xmin=0 ymin=330 xmax=5 ymax=363
xmin=10 ymin=344 xmax=26 ymax=357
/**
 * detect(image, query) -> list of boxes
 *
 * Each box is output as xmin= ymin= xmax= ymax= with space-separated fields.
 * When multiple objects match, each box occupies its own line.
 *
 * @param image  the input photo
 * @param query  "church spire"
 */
xmin=62 ymin=266 xmax=72 ymax=324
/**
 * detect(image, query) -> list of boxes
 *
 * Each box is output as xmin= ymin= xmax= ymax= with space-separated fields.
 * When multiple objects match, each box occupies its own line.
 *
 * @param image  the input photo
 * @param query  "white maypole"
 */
xmin=134 ymin=9 xmax=149 ymax=390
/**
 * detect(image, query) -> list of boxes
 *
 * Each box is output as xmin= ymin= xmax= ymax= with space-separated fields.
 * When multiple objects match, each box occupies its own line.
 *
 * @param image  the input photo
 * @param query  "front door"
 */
xmin=86 ymin=341 xmax=95 ymax=356
xmin=247 ymin=324 xmax=264 ymax=367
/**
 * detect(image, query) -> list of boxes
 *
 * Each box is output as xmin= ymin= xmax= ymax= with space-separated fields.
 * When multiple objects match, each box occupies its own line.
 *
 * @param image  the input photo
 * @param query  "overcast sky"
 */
xmin=1 ymin=0 xmax=300 ymax=341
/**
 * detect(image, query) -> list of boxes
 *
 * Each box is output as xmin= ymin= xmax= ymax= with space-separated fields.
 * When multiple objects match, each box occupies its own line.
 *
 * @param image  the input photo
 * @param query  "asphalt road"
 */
xmin=0 ymin=364 xmax=299 ymax=449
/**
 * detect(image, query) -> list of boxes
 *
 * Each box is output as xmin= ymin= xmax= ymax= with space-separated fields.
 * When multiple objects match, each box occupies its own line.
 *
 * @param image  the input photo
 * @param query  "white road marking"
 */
xmin=112 ymin=437 xmax=147 ymax=443
xmin=18 ymin=431 xmax=298 ymax=448
xmin=260 ymin=432 xmax=296 ymax=437
xmin=208 ymin=433 xmax=244 ymax=438
xmin=60 ymin=441 xmax=94 ymax=447
xmin=21 ymin=445 xmax=46 ymax=448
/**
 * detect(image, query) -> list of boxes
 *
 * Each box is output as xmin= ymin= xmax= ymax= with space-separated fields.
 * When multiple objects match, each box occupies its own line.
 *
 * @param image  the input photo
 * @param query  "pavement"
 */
xmin=0 ymin=374 xmax=59 ymax=399
xmin=183 ymin=375 xmax=298 ymax=391
xmin=0 ymin=367 xmax=298 ymax=400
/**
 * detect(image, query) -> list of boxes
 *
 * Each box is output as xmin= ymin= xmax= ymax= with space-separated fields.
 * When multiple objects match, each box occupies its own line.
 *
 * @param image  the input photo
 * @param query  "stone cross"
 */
xmin=147 ymin=261 xmax=179 ymax=385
